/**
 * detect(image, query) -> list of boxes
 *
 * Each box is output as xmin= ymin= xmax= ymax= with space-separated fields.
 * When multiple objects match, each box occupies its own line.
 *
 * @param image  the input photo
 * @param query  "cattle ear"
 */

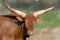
xmin=36 ymin=18 xmax=41 ymax=22
xmin=16 ymin=16 xmax=24 ymax=22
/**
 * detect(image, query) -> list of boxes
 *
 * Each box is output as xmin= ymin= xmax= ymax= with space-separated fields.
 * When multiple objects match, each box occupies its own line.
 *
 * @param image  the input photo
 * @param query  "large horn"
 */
xmin=33 ymin=7 xmax=54 ymax=17
xmin=5 ymin=5 xmax=26 ymax=17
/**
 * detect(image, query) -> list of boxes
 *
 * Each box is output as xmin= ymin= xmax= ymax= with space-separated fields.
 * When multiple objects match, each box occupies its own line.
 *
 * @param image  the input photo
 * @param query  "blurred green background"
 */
xmin=0 ymin=0 xmax=60 ymax=29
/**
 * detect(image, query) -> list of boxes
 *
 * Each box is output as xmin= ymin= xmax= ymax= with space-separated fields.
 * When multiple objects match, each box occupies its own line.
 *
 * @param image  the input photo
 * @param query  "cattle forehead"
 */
xmin=25 ymin=14 xmax=36 ymax=21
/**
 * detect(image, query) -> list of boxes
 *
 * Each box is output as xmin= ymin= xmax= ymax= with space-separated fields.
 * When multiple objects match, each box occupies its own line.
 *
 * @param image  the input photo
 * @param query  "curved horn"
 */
xmin=5 ymin=5 xmax=26 ymax=17
xmin=33 ymin=7 xmax=54 ymax=17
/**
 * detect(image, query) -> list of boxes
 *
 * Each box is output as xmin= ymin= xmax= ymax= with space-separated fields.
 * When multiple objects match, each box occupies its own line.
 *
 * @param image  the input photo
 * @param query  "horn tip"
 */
xmin=49 ymin=7 xmax=54 ymax=9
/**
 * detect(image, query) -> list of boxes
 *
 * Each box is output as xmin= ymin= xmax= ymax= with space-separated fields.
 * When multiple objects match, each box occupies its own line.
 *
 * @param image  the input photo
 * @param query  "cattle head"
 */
xmin=5 ymin=5 xmax=54 ymax=35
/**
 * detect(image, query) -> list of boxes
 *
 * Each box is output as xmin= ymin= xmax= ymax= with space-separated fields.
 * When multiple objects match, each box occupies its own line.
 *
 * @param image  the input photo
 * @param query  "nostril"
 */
xmin=28 ymin=31 xmax=34 ymax=35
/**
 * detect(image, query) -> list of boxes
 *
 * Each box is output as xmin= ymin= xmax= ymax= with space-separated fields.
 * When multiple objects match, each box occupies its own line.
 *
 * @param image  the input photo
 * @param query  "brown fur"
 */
xmin=1 ymin=14 xmax=38 ymax=40
xmin=3 ymin=14 xmax=38 ymax=35
xmin=24 ymin=14 xmax=37 ymax=33
xmin=0 ymin=16 xmax=24 ymax=40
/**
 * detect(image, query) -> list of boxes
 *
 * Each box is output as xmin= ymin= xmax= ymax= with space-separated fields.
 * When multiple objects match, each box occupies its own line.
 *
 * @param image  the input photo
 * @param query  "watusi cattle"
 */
xmin=0 ymin=5 xmax=54 ymax=40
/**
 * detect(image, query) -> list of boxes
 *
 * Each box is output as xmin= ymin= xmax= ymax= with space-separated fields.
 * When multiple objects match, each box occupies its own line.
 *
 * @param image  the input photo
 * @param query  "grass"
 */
xmin=34 ymin=10 xmax=60 ymax=29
